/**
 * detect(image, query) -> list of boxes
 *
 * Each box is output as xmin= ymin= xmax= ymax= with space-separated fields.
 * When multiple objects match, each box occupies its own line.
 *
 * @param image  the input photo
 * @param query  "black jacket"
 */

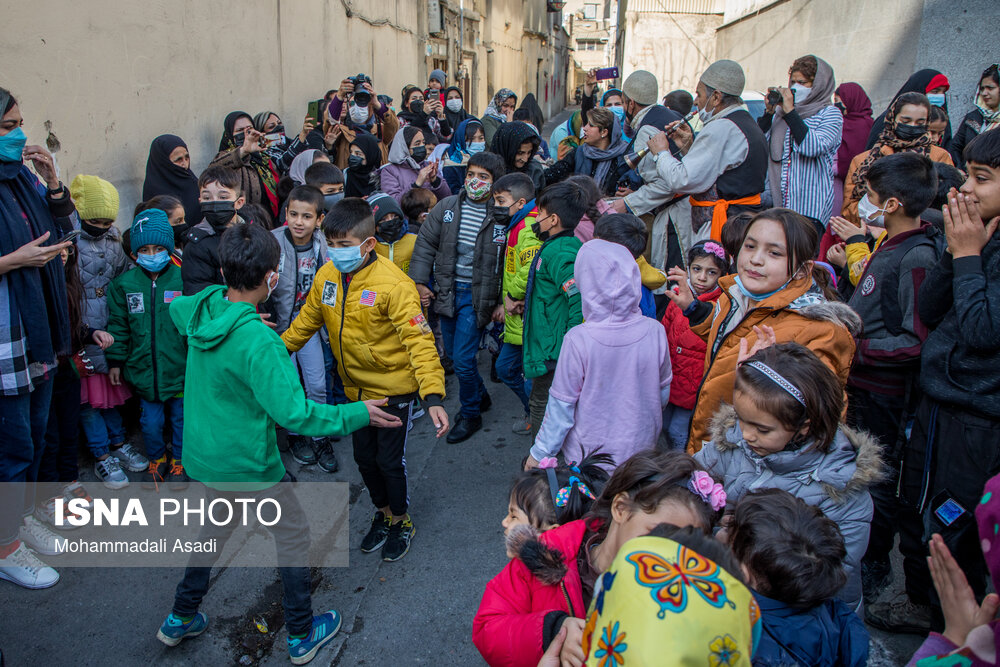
xmin=181 ymin=221 xmax=226 ymax=296
xmin=949 ymin=108 xmax=987 ymax=169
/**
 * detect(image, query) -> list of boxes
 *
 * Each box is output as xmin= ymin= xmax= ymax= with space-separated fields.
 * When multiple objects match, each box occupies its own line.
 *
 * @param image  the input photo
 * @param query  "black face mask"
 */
xmin=410 ymin=100 xmax=425 ymax=115
xmin=835 ymin=101 xmax=847 ymax=114
xmin=201 ymin=200 xmax=237 ymax=230
xmin=377 ymin=217 xmax=406 ymax=243
xmin=894 ymin=123 xmax=927 ymax=142
xmin=232 ymin=132 xmax=246 ymax=147
xmin=348 ymin=154 xmax=364 ymax=169
xmin=81 ymin=220 xmax=111 ymax=239
xmin=531 ymin=215 xmax=553 ymax=242
xmin=172 ymin=224 xmax=188 ymax=246
xmin=492 ymin=206 xmax=511 ymax=226
xmin=410 ymin=146 xmax=427 ymax=162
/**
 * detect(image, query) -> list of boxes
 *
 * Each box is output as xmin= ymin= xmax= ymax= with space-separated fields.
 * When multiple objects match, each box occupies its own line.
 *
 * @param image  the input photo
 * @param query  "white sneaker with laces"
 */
xmin=95 ymin=456 xmax=129 ymax=489
xmin=20 ymin=515 xmax=62 ymax=556
xmin=63 ymin=481 xmax=93 ymax=509
xmin=0 ymin=542 xmax=59 ymax=589
xmin=110 ymin=442 xmax=149 ymax=472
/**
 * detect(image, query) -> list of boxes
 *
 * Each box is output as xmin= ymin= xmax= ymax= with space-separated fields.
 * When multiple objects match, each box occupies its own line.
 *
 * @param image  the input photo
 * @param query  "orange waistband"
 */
xmin=689 ymin=194 xmax=762 ymax=241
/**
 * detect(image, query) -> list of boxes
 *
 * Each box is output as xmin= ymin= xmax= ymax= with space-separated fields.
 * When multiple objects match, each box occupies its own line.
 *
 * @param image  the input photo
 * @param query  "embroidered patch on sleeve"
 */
xmin=561 ymin=278 xmax=579 ymax=296
xmin=409 ymin=313 xmax=432 ymax=334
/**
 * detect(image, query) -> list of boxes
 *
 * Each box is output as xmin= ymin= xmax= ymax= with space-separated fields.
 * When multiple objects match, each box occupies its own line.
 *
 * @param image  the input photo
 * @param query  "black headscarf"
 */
xmin=518 ymin=93 xmax=545 ymax=132
xmin=443 ymin=86 xmax=473 ymax=130
xmin=344 ymin=134 xmax=383 ymax=198
xmin=866 ymin=69 xmax=952 ymax=149
xmin=142 ymin=134 xmax=201 ymax=224
xmin=490 ymin=121 xmax=541 ymax=175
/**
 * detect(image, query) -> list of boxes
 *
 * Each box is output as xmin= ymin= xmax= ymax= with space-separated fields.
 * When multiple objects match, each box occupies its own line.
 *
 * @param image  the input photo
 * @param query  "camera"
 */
xmin=349 ymin=73 xmax=372 ymax=106
xmin=766 ymin=89 xmax=783 ymax=107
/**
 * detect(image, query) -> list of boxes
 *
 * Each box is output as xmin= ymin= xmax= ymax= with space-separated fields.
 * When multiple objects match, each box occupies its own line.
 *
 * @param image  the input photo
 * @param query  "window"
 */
xmin=583 ymin=3 xmax=598 ymax=19
xmin=578 ymin=39 xmax=599 ymax=51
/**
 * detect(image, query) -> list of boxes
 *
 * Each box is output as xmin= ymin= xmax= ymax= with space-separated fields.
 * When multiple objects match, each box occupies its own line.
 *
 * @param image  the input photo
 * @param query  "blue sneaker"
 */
xmin=287 ymin=610 xmax=342 ymax=665
xmin=156 ymin=612 xmax=208 ymax=646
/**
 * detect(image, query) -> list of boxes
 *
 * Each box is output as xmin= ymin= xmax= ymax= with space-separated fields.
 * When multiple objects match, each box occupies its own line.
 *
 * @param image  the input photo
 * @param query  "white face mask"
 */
xmin=857 ymin=193 xmax=888 ymax=225
xmin=349 ymin=103 xmax=370 ymax=124
xmin=790 ymin=82 xmax=811 ymax=104
xmin=698 ymin=99 xmax=715 ymax=123
xmin=446 ymin=98 xmax=463 ymax=113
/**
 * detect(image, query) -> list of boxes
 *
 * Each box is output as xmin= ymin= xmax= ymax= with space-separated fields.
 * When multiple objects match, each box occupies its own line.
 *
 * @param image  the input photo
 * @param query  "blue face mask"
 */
xmin=327 ymin=240 xmax=370 ymax=274
xmin=0 ymin=127 xmax=27 ymax=163
xmin=733 ymin=274 xmax=792 ymax=302
xmin=609 ymin=105 xmax=627 ymax=125
xmin=927 ymin=93 xmax=946 ymax=107
xmin=467 ymin=141 xmax=486 ymax=155
xmin=136 ymin=250 xmax=170 ymax=273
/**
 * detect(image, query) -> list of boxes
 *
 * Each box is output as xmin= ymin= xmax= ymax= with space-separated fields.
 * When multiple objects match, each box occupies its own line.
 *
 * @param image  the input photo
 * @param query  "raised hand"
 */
xmin=737 ymin=325 xmax=776 ymax=365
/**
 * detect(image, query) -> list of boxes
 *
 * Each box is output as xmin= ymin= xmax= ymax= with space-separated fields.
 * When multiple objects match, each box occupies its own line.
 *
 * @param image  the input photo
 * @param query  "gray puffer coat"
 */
xmin=78 ymin=227 xmax=131 ymax=330
xmin=271 ymin=227 xmax=329 ymax=333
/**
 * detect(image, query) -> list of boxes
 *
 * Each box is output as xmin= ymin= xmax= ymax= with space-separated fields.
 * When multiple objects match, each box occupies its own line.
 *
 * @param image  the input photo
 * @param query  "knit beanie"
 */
xmin=69 ymin=174 xmax=120 ymax=222
xmin=622 ymin=70 xmax=659 ymax=106
xmin=429 ymin=69 xmax=447 ymax=86
xmin=700 ymin=59 xmax=746 ymax=97
xmin=130 ymin=208 xmax=175 ymax=254
xmin=368 ymin=192 xmax=404 ymax=223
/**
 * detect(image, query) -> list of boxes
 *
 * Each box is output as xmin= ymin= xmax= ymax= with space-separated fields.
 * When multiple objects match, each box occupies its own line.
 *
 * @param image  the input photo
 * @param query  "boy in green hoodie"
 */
xmin=158 ymin=223 xmax=401 ymax=665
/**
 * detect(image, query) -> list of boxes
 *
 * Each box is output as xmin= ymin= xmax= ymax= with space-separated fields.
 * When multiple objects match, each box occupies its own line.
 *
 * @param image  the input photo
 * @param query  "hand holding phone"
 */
xmin=595 ymin=67 xmax=620 ymax=81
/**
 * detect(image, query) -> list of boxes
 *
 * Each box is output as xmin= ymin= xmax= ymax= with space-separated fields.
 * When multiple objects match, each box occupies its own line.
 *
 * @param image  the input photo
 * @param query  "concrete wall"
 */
xmin=620 ymin=10 xmax=722 ymax=97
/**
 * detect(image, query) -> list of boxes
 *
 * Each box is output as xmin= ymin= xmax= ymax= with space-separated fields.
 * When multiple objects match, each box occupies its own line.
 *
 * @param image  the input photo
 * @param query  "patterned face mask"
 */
xmin=464 ymin=176 xmax=491 ymax=201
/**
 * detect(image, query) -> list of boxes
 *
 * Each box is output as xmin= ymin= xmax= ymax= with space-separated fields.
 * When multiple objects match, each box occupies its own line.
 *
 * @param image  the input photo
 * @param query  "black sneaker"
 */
xmin=382 ymin=516 xmax=415 ymax=562
xmin=315 ymin=438 xmax=339 ymax=474
xmin=141 ymin=456 xmax=169 ymax=490
xmin=167 ymin=460 xmax=190 ymax=491
xmin=447 ymin=414 xmax=482 ymax=443
xmin=480 ymin=391 xmax=492 ymax=413
xmin=360 ymin=511 xmax=391 ymax=553
xmin=862 ymin=558 xmax=892 ymax=601
xmin=289 ymin=435 xmax=317 ymax=466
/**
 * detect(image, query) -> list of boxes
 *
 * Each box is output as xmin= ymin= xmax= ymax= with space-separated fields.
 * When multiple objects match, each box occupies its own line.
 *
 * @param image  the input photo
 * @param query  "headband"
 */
xmin=745 ymin=361 xmax=806 ymax=406
xmin=701 ymin=241 xmax=727 ymax=262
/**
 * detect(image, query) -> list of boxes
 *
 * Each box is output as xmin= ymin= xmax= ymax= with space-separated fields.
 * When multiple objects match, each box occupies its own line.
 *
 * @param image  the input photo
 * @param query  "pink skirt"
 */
xmin=80 ymin=373 xmax=131 ymax=409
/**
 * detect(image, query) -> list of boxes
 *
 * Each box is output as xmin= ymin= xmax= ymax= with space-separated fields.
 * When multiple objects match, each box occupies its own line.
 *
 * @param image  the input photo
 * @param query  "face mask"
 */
xmin=609 ymin=105 xmax=627 ymax=125
xmin=467 ymin=141 xmax=486 ymax=155
xmin=136 ymin=250 xmax=170 ymax=273
xmin=410 ymin=145 xmax=427 ymax=162
xmin=349 ymin=104 xmax=370 ymax=124
xmin=323 ymin=192 xmax=345 ymax=211
xmin=0 ymin=127 xmax=27 ymax=163
xmin=327 ymin=240 xmax=370 ymax=274
xmin=377 ymin=217 xmax=405 ymax=243
xmin=172 ymin=224 xmax=188 ymax=246
xmin=857 ymin=193 xmax=888 ymax=225
xmin=531 ymin=215 xmax=553 ymax=242
xmin=894 ymin=123 xmax=927 ymax=142
xmin=263 ymin=271 xmax=278 ymax=303
xmin=698 ymin=98 xmax=716 ymax=123
xmin=201 ymin=200 xmax=237 ymax=229
xmin=81 ymin=220 xmax=111 ymax=238
xmin=492 ymin=205 xmax=511 ymax=226
xmin=733 ymin=274 xmax=793 ymax=302
xmin=446 ymin=98 xmax=463 ymax=113
xmin=835 ymin=101 xmax=847 ymax=114
xmin=233 ymin=132 xmax=246 ymax=147
xmin=790 ymin=82 xmax=811 ymax=104
xmin=927 ymin=93 xmax=946 ymax=107
xmin=348 ymin=154 xmax=365 ymax=169
xmin=465 ymin=176 xmax=491 ymax=201
xmin=410 ymin=100 xmax=425 ymax=115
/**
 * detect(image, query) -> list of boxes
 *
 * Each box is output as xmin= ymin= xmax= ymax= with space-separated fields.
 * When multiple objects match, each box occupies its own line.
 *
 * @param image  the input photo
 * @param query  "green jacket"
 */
xmin=501 ymin=205 xmax=541 ymax=345
xmin=105 ymin=263 xmax=187 ymax=402
xmin=522 ymin=232 xmax=583 ymax=379
xmin=169 ymin=285 xmax=369 ymax=490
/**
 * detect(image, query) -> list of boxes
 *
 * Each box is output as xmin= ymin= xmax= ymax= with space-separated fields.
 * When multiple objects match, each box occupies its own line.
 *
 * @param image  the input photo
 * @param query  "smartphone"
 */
xmin=307 ymin=99 xmax=320 ymax=123
xmin=595 ymin=67 xmax=620 ymax=81
xmin=264 ymin=132 xmax=284 ymax=145
xmin=61 ymin=229 xmax=82 ymax=243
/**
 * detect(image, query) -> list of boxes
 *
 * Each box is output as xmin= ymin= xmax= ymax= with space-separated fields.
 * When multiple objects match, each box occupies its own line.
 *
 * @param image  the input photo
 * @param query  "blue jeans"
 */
xmin=322 ymin=336 xmax=347 ymax=406
xmin=79 ymin=404 xmax=126 ymax=458
xmin=662 ymin=403 xmax=693 ymax=450
xmin=0 ymin=375 xmax=54 ymax=544
xmin=439 ymin=283 xmax=486 ymax=419
xmin=495 ymin=342 xmax=530 ymax=413
xmin=140 ymin=396 xmax=184 ymax=461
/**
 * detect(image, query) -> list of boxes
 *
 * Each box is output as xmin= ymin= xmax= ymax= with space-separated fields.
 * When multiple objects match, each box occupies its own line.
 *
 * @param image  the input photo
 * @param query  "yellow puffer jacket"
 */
xmin=281 ymin=254 xmax=445 ymax=404
xmin=375 ymin=233 xmax=417 ymax=275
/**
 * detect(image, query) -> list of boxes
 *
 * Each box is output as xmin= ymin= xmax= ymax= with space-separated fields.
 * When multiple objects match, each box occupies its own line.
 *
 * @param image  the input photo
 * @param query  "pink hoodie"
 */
xmin=530 ymin=239 xmax=672 ymax=470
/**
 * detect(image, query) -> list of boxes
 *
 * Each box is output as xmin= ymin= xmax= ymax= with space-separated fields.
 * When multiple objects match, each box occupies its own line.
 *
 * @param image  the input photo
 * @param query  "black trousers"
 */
xmin=352 ymin=399 xmax=412 ymax=517
xmin=38 ymin=362 xmax=81 ymax=485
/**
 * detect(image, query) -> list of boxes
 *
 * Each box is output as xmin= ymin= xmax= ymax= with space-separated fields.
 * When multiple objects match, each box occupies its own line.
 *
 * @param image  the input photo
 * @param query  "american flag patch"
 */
xmin=359 ymin=290 xmax=377 ymax=306
xmin=162 ymin=290 xmax=180 ymax=304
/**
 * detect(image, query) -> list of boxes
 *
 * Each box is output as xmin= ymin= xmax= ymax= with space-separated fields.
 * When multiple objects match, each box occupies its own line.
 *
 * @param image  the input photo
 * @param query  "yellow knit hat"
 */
xmin=69 ymin=174 xmax=120 ymax=222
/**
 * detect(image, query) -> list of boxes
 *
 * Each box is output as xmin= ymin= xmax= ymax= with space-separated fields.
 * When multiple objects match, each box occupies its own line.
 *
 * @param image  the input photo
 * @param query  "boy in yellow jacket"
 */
xmin=282 ymin=198 xmax=448 ymax=562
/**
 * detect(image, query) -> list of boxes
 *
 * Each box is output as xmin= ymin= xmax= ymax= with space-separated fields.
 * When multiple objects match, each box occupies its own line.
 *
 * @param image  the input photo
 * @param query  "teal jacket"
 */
xmin=169 ymin=285 xmax=370 ymax=489
xmin=522 ymin=232 xmax=583 ymax=378
xmin=105 ymin=263 xmax=187 ymax=402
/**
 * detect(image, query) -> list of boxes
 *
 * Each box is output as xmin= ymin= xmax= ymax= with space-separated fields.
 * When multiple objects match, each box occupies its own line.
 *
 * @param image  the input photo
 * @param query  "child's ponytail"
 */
xmin=510 ymin=453 xmax=613 ymax=530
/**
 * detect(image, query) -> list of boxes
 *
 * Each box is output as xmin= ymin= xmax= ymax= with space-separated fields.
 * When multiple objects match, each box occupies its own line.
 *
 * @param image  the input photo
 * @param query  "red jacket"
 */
xmin=660 ymin=286 xmax=723 ymax=410
xmin=472 ymin=520 xmax=588 ymax=667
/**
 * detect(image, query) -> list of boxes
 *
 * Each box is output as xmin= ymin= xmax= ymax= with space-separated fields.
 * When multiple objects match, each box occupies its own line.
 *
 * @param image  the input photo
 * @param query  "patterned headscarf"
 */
xmin=582 ymin=536 xmax=760 ymax=666
xmin=850 ymin=95 xmax=932 ymax=201
xmin=484 ymin=88 xmax=517 ymax=121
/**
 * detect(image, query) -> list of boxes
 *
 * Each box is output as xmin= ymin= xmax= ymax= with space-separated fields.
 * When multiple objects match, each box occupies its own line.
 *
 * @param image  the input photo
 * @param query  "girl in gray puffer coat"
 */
xmin=695 ymin=341 xmax=882 ymax=614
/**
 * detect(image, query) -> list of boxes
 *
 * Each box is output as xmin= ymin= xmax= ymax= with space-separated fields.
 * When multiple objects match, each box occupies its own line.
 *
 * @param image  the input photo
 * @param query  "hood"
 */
xmin=512 ymin=520 xmax=589 ymax=586
xmin=755 ymin=594 xmax=860 ymax=664
xmin=708 ymin=404 xmax=883 ymax=502
xmin=489 ymin=121 xmax=540 ymax=172
xmin=718 ymin=274 xmax=863 ymax=336
xmin=385 ymin=128 xmax=420 ymax=169
xmin=448 ymin=118 xmax=483 ymax=163
xmin=575 ymin=239 xmax=643 ymax=326
xmin=169 ymin=285 xmax=263 ymax=351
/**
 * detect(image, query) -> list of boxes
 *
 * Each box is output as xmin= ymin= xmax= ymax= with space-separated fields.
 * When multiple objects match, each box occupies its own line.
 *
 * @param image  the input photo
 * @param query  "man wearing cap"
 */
xmin=645 ymin=59 xmax=768 ymax=242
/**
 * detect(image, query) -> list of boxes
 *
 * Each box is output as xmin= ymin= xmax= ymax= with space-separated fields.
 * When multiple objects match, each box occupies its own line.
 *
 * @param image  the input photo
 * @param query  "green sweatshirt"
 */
xmin=169 ymin=285 xmax=369 ymax=490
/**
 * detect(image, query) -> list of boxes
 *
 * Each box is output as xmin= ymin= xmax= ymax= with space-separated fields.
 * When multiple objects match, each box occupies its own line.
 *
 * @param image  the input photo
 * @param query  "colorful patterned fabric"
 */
xmin=583 ymin=536 xmax=760 ymax=666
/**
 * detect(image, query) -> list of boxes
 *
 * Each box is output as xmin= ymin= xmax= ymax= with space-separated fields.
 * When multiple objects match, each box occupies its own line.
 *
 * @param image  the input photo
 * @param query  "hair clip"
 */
xmin=688 ymin=471 xmax=727 ymax=512
xmin=702 ymin=241 xmax=727 ymax=261
xmin=538 ymin=457 xmax=559 ymax=469
xmin=745 ymin=361 xmax=806 ymax=406
xmin=555 ymin=476 xmax=596 ymax=507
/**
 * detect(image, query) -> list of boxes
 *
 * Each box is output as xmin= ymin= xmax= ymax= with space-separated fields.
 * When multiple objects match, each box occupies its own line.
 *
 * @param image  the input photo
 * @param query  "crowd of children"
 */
xmin=2 ymin=65 xmax=1000 ymax=665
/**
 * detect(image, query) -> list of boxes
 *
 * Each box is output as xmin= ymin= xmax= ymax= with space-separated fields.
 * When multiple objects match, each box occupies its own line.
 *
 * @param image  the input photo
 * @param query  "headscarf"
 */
xmin=219 ymin=111 xmax=279 ymax=211
xmin=385 ymin=126 xmax=424 ymax=171
xmin=344 ymin=134 xmax=382 ymax=198
xmin=518 ymin=93 xmax=545 ymax=131
xmin=252 ymin=110 xmax=286 ymax=162
xmin=443 ymin=86 xmax=473 ymax=129
xmin=601 ymin=88 xmax=624 ymax=106
xmin=576 ymin=114 xmax=630 ymax=188
xmin=834 ymin=83 xmax=874 ymax=178
xmin=581 ymin=536 xmax=760 ymax=666
xmin=289 ymin=149 xmax=322 ymax=186
xmin=484 ymin=88 xmax=517 ymax=121
xmin=448 ymin=119 xmax=483 ymax=164
xmin=490 ymin=121 xmax=540 ymax=175
xmin=557 ymin=110 xmax=585 ymax=157
xmin=767 ymin=56 xmax=837 ymax=205
xmin=851 ymin=95 xmax=933 ymax=201
xmin=142 ymin=134 xmax=201 ymax=224
xmin=976 ymin=65 xmax=1000 ymax=129
xmin=866 ymin=69 xmax=951 ymax=149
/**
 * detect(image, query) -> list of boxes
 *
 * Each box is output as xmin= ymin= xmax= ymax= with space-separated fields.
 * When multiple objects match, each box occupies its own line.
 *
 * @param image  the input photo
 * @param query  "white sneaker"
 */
xmin=20 ymin=515 xmax=62 ymax=556
xmin=95 ymin=456 xmax=129 ymax=489
xmin=0 ymin=542 xmax=59 ymax=589
xmin=63 ymin=481 xmax=93 ymax=510
xmin=34 ymin=497 xmax=79 ymax=531
xmin=110 ymin=442 xmax=149 ymax=472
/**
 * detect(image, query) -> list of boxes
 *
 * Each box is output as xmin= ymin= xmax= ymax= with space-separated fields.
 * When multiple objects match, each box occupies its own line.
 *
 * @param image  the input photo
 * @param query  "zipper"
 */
xmin=559 ymin=581 xmax=576 ymax=617
xmin=150 ymin=278 xmax=159 ymax=402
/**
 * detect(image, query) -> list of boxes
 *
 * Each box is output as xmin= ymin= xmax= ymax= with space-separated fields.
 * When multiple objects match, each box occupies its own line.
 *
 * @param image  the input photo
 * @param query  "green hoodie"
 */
xmin=169 ymin=285 xmax=369 ymax=490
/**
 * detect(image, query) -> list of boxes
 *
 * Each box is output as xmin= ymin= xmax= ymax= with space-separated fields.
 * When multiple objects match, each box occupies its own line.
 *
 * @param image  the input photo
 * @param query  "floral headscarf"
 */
xmin=850 ymin=95 xmax=932 ymax=202
xmin=484 ymin=88 xmax=517 ymax=121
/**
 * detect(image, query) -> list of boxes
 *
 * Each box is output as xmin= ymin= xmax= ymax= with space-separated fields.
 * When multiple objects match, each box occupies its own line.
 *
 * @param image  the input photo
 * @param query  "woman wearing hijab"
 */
xmin=321 ymin=75 xmax=399 ymax=169
xmin=209 ymin=111 xmax=280 ymax=217
xmin=490 ymin=120 xmax=545 ymax=190
xmin=866 ymin=69 xmax=951 ymax=150
xmin=443 ymin=86 xmax=473 ymax=130
xmin=252 ymin=110 xmax=313 ymax=175
xmin=549 ymin=110 xmax=584 ymax=161
xmin=950 ymin=64 xmax=1000 ymax=168
xmin=542 ymin=107 xmax=629 ymax=195
xmin=380 ymin=126 xmax=451 ymax=204
xmin=760 ymin=55 xmax=843 ymax=232
xmin=397 ymin=85 xmax=452 ymax=142
xmin=481 ymin=88 xmax=517 ymax=146
xmin=142 ymin=134 xmax=201 ymax=225
xmin=443 ymin=119 xmax=486 ymax=194
xmin=343 ymin=134 xmax=383 ymax=199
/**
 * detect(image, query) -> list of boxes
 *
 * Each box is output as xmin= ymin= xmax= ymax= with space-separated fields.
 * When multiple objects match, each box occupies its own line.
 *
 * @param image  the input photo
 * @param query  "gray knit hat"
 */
xmin=622 ymin=70 xmax=659 ymax=106
xmin=699 ymin=59 xmax=745 ymax=97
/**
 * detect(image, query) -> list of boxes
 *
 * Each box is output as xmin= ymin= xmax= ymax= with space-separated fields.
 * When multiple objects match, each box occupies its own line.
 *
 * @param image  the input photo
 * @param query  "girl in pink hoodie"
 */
xmin=527 ymin=239 xmax=672 ymax=471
